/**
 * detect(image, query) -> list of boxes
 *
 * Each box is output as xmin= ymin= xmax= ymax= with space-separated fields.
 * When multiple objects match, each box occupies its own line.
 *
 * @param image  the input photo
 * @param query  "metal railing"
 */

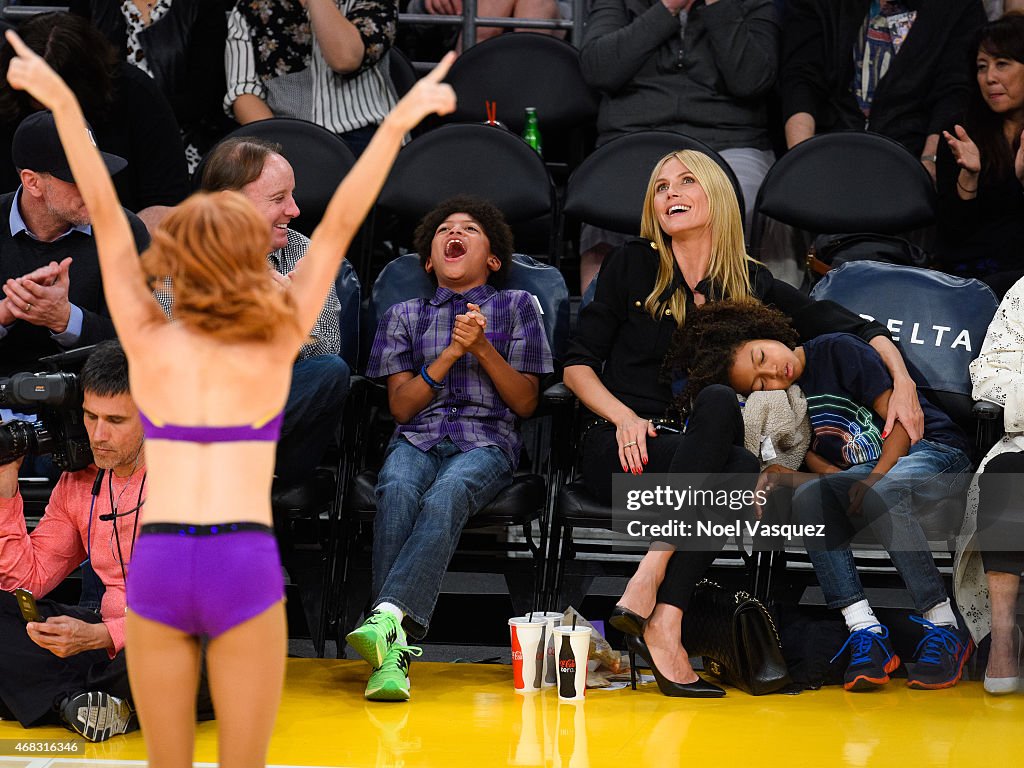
xmin=1 ymin=5 xmax=70 ymax=22
xmin=1 ymin=3 xmax=584 ymax=49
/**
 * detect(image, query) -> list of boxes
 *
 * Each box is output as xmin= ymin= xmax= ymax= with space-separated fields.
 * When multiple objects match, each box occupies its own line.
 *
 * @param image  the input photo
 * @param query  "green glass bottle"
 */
xmin=522 ymin=107 xmax=543 ymax=158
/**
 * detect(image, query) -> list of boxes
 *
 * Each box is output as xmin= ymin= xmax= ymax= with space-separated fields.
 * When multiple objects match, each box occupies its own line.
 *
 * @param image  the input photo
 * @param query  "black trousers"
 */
xmin=581 ymin=385 xmax=759 ymax=611
xmin=0 ymin=591 xmax=215 ymax=728
xmin=977 ymin=450 xmax=1024 ymax=576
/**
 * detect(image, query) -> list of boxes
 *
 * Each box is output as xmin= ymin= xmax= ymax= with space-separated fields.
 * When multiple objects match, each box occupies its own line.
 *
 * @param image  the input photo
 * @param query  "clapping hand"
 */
xmin=452 ymin=302 xmax=488 ymax=355
xmin=942 ymin=125 xmax=982 ymax=175
xmin=3 ymin=258 xmax=72 ymax=332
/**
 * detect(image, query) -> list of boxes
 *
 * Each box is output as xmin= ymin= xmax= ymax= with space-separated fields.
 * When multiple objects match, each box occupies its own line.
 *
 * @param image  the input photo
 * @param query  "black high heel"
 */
xmin=626 ymin=634 xmax=725 ymax=698
xmin=609 ymin=605 xmax=648 ymax=638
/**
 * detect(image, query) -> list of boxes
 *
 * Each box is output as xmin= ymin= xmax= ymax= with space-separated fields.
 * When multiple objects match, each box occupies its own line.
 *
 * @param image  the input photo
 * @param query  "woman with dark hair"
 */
xmin=562 ymin=148 xmax=925 ymax=697
xmin=68 ymin=0 xmax=236 ymax=173
xmin=6 ymin=28 xmax=455 ymax=764
xmin=938 ymin=12 xmax=1024 ymax=297
xmin=0 ymin=12 xmax=189 ymax=228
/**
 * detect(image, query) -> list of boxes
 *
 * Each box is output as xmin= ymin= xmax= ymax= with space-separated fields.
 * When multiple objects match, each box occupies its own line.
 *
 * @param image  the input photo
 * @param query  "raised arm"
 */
xmin=4 ymin=31 xmax=164 ymax=349
xmin=287 ymin=52 xmax=457 ymax=337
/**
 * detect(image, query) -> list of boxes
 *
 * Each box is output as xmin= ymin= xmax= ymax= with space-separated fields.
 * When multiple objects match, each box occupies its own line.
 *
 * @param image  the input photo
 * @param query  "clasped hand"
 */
xmin=450 ymin=302 xmax=488 ymax=356
xmin=1 ymin=258 xmax=73 ymax=332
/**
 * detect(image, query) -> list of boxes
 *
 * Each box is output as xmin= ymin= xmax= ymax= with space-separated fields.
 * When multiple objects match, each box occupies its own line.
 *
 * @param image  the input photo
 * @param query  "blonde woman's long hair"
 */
xmin=142 ymin=191 xmax=301 ymax=342
xmin=639 ymin=150 xmax=754 ymax=327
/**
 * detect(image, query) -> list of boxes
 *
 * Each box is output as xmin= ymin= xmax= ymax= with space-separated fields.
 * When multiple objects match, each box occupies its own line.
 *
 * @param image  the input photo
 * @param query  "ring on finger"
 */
xmin=24 ymin=303 xmax=31 ymax=311
xmin=623 ymin=440 xmax=638 ymax=448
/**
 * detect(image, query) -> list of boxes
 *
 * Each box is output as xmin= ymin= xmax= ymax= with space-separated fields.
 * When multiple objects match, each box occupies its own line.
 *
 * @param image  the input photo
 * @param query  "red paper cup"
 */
xmin=509 ymin=617 xmax=546 ymax=693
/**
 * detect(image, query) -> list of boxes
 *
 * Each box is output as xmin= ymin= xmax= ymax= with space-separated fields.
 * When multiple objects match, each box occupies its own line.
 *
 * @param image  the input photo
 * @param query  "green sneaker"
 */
xmin=346 ymin=610 xmax=405 ymax=667
xmin=365 ymin=643 xmax=423 ymax=702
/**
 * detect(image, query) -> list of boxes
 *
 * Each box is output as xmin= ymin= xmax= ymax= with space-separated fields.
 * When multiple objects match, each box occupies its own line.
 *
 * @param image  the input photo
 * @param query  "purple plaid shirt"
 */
xmin=367 ymin=284 xmax=553 ymax=465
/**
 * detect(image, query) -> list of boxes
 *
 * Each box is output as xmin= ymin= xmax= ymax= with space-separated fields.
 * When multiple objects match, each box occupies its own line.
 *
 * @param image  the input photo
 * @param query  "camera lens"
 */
xmin=0 ymin=420 xmax=38 ymax=465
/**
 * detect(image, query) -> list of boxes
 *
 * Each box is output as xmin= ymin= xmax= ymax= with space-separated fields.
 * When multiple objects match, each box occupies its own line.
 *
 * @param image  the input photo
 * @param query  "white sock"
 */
xmin=923 ymin=599 xmax=957 ymax=628
xmin=842 ymin=600 xmax=881 ymax=633
xmin=375 ymin=602 xmax=405 ymax=623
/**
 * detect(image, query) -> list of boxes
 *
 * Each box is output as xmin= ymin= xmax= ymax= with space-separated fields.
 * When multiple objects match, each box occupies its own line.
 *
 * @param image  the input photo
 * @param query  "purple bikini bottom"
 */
xmin=126 ymin=522 xmax=284 ymax=638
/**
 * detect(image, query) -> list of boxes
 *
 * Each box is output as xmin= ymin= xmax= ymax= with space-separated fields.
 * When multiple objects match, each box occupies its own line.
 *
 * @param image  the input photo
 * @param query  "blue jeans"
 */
xmin=373 ymin=437 xmax=513 ymax=639
xmin=792 ymin=440 xmax=971 ymax=613
xmin=276 ymin=355 xmax=350 ymax=485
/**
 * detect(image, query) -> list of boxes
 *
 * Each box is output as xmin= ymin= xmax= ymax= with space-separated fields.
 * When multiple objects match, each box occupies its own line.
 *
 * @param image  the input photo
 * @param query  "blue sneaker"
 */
xmin=832 ymin=625 xmax=901 ymax=692
xmin=905 ymin=615 xmax=973 ymax=690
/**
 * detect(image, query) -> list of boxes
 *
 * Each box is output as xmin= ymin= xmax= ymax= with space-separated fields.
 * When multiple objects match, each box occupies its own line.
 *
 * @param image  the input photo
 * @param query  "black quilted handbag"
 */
xmin=681 ymin=580 xmax=792 ymax=695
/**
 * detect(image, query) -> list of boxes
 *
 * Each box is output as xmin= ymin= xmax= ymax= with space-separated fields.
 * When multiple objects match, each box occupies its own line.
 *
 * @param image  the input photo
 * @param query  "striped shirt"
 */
xmin=367 ymin=284 xmax=553 ymax=465
xmin=153 ymin=229 xmax=342 ymax=360
xmin=224 ymin=0 xmax=397 ymax=135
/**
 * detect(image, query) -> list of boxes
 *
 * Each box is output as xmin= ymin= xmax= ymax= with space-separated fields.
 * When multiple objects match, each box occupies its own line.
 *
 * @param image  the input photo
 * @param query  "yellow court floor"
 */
xmin=1 ymin=659 xmax=1022 ymax=768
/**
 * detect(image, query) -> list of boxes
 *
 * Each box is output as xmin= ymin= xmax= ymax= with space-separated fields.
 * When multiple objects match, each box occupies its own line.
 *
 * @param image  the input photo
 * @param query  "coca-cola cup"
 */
xmin=509 ymin=616 xmax=547 ymax=693
xmin=553 ymin=625 xmax=591 ymax=701
xmin=536 ymin=611 xmax=564 ymax=687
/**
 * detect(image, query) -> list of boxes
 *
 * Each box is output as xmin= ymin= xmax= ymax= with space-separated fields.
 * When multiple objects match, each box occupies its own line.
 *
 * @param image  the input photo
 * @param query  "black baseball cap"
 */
xmin=11 ymin=111 xmax=127 ymax=183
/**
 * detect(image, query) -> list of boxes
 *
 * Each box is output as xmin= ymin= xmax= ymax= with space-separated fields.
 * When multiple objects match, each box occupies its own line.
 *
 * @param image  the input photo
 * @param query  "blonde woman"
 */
xmin=562 ymin=149 xmax=924 ymax=697
xmin=5 ymin=29 xmax=455 ymax=767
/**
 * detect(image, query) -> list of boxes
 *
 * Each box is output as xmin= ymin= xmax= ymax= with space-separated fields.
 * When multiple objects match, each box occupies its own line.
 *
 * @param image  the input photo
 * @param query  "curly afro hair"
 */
xmin=667 ymin=299 xmax=800 ymax=418
xmin=412 ymin=196 xmax=514 ymax=286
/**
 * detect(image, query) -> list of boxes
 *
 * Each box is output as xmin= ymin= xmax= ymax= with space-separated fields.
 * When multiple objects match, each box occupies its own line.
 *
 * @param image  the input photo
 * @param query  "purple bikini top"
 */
xmin=139 ymin=410 xmax=284 ymax=443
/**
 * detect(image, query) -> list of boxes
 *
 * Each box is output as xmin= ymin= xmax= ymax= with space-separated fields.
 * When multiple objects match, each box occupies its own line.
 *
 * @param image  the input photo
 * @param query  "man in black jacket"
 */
xmin=0 ymin=112 xmax=149 ymax=377
xmin=781 ymin=0 xmax=986 ymax=180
